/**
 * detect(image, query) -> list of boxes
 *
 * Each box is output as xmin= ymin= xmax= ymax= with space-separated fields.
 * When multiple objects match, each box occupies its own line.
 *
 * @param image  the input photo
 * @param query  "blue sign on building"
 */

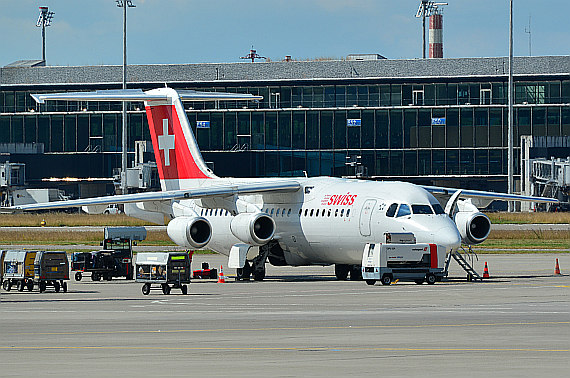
xmin=196 ymin=121 xmax=210 ymax=129
xmin=347 ymin=119 xmax=361 ymax=127
xmin=431 ymin=117 xmax=446 ymax=125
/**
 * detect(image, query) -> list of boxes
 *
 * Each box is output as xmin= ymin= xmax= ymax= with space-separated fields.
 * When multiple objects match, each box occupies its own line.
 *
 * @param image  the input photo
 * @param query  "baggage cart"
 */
xmin=34 ymin=251 xmax=69 ymax=293
xmin=2 ymin=250 xmax=37 ymax=292
xmin=136 ymin=252 xmax=191 ymax=295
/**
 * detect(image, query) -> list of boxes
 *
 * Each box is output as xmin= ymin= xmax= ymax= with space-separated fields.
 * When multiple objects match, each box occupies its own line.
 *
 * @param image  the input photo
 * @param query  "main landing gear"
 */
xmin=334 ymin=264 xmax=362 ymax=281
xmin=235 ymin=243 xmax=274 ymax=282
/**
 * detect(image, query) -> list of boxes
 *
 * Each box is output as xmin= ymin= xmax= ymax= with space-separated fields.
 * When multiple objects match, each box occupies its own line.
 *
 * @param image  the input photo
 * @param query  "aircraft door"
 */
xmin=359 ymin=199 xmax=376 ymax=236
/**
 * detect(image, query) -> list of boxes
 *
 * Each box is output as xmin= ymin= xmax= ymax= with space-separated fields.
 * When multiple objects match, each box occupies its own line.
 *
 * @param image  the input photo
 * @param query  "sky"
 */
xmin=0 ymin=0 xmax=569 ymax=67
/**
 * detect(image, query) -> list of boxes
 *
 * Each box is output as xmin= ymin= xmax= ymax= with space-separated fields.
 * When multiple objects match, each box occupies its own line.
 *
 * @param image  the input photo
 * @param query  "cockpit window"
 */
xmin=412 ymin=204 xmax=433 ymax=214
xmin=396 ymin=204 xmax=411 ymax=217
xmin=432 ymin=203 xmax=445 ymax=215
xmin=386 ymin=203 xmax=398 ymax=217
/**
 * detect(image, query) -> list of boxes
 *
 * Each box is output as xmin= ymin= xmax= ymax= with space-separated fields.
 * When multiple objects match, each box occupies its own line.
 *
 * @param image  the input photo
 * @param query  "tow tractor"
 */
xmin=361 ymin=233 xmax=447 ymax=286
xmin=71 ymin=226 xmax=146 ymax=281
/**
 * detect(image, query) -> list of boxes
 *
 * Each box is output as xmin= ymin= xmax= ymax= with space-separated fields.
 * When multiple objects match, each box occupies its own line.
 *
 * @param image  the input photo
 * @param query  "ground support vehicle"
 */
xmin=71 ymin=227 xmax=146 ymax=281
xmin=0 ymin=250 xmax=6 ymax=286
xmin=136 ymin=252 xmax=191 ymax=295
xmin=361 ymin=242 xmax=447 ymax=286
xmin=34 ymin=251 xmax=69 ymax=293
xmin=2 ymin=250 xmax=37 ymax=292
xmin=192 ymin=262 xmax=217 ymax=279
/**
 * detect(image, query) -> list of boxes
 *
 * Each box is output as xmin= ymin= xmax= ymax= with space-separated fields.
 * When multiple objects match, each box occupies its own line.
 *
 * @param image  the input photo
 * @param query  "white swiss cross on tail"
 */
xmin=158 ymin=119 xmax=175 ymax=166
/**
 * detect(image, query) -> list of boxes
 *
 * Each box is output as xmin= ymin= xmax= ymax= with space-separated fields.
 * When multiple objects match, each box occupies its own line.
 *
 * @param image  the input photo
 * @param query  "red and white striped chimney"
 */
xmin=429 ymin=13 xmax=443 ymax=58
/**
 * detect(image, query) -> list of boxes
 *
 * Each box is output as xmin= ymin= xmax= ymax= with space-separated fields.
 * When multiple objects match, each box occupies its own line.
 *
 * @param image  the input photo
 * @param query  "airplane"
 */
xmin=5 ymin=87 xmax=558 ymax=281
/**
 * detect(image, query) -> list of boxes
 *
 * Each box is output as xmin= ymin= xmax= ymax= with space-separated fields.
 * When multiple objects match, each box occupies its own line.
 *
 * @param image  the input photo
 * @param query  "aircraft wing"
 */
xmin=423 ymin=185 xmax=559 ymax=204
xmin=3 ymin=181 xmax=301 ymax=212
xmin=31 ymin=89 xmax=262 ymax=104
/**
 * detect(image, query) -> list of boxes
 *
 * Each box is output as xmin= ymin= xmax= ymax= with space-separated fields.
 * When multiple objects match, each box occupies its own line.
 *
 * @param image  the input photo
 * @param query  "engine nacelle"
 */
xmin=167 ymin=216 xmax=211 ymax=249
xmin=230 ymin=212 xmax=275 ymax=246
xmin=454 ymin=211 xmax=491 ymax=245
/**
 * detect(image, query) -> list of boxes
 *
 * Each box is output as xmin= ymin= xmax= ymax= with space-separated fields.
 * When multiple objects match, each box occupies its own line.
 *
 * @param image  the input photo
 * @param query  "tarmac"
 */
xmin=1 ymin=253 xmax=569 ymax=377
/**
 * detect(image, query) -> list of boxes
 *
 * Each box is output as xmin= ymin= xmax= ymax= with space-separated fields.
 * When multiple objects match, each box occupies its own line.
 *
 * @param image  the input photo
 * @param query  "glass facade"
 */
xmin=1 ymin=78 xmax=569 ymax=188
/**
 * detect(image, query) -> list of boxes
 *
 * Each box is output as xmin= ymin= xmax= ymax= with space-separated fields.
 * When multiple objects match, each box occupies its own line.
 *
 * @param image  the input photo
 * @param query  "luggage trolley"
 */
xmin=34 ymin=251 xmax=69 ymax=293
xmin=136 ymin=252 xmax=191 ymax=295
xmin=2 ymin=250 xmax=37 ymax=292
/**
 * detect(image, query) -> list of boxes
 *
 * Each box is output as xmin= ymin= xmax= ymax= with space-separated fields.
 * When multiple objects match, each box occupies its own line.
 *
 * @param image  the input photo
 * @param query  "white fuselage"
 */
xmin=178 ymin=177 xmax=462 ymax=266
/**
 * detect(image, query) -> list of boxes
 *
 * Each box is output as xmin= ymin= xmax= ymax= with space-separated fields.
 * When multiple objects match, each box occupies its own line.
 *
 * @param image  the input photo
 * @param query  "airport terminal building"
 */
xmin=1 ymin=55 xmax=569 ymax=198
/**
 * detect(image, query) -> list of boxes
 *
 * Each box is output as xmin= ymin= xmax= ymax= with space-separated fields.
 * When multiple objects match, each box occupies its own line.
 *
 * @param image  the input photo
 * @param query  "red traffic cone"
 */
xmin=555 ymin=259 xmax=561 ymax=275
xmin=217 ymin=265 xmax=226 ymax=283
xmin=483 ymin=262 xmax=490 ymax=278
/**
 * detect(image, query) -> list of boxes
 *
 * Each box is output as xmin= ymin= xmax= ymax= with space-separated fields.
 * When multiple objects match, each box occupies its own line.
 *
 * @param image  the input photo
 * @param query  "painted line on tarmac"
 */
xmin=4 ymin=321 xmax=568 ymax=337
xmin=0 ymin=345 xmax=568 ymax=353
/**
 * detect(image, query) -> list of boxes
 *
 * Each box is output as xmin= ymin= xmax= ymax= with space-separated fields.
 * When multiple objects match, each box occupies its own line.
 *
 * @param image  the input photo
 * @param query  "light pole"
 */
xmin=116 ymin=0 xmax=135 ymax=194
xmin=508 ymin=0 xmax=514 ymax=211
xmin=36 ymin=6 xmax=54 ymax=62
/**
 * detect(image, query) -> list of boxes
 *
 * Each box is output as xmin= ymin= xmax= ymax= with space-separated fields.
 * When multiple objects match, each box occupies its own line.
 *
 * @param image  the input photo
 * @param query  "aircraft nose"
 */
xmin=433 ymin=223 xmax=462 ymax=252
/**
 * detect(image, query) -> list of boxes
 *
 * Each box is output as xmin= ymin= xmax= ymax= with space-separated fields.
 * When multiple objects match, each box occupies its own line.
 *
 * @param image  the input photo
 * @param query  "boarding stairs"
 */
xmin=445 ymin=246 xmax=482 ymax=281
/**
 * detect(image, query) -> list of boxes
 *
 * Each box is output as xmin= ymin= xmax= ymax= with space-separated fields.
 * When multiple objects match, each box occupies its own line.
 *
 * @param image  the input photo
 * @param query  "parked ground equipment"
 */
xmin=192 ymin=262 xmax=217 ymax=279
xmin=136 ymin=252 xmax=191 ymax=295
xmin=34 ymin=251 xmax=69 ymax=293
xmin=2 ymin=250 xmax=37 ymax=291
xmin=361 ymin=233 xmax=447 ymax=286
xmin=0 ymin=250 xmax=6 ymax=285
xmin=71 ymin=226 xmax=146 ymax=281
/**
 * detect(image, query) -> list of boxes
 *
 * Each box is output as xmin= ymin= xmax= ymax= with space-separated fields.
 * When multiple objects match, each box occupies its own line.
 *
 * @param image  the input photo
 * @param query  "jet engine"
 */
xmin=454 ymin=211 xmax=491 ymax=245
xmin=230 ymin=212 xmax=275 ymax=246
xmin=167 ymin=216 xmax=211 ymax=249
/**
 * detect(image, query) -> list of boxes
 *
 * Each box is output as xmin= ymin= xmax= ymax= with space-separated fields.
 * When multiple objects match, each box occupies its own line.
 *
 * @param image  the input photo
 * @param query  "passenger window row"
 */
xmin=298 ymin=208 xmax=351 ymax=218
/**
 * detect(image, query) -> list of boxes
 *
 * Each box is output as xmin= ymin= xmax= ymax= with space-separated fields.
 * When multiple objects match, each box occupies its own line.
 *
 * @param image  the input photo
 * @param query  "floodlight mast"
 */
xmin=36 ymin=6 xmax=54 ymax=62
xmin=116 ymin=0 xmax=136 ymax=194
xmin=415 ymin=1 xmax=447 ymax=59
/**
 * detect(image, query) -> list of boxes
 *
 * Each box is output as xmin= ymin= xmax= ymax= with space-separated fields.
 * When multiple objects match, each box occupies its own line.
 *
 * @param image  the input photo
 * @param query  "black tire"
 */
xmin=39 ymin=281 xmax=46 ymax=293
xmin=6 ymin=280 xmax=12 ymax=291
xmin=181 ymin=285 xmax=188 ymax=295
xmin=253 ymin=268 xmax=265 ymax=281
xmin=335 ymin=264 xmax=350 ymax=281
xmin=366 ymin=280 xmax=376 ymax=286
xmin=141 ymin=283 xmax=150 ymax=295
xmin=75 ymin=272 xmax=82 ymax=281
xmin=381 ymin=274 xmax=392 ymax=286
xmin=126 ymin=272 xmax=133 ymax=280
xmin=2 ymin=280 xmax=8 ymax=291
xmin=426 ymin=273 xmax=437 ymax=285
xmin=349 ymin=265 xmax=363 ymax=281
xmin=414 ymin=279 xmax=424 ymax=285
xmin=466 ymin=273 xmax=473 ymax=282
xmin=27 ymin=281 xmax=34 ymax=291
xmin=92 ymin=273 xmax=100 ymax=281
xmin=54 ymin=281 xmax=61 ymax=292
xmin=62 ymin=282 xmax=68 ymax=293
xmin=105 ymin=274 xmax=112 ymax=281
xmin=17 ymin=280 xmax=24 ymax=292
xmin=162 ymin=283 xmax=170 ymax=295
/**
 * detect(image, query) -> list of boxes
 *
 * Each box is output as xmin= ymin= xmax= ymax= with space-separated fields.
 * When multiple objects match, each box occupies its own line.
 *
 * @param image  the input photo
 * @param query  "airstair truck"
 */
xmin=361 ymin=241 xmax=447 ymax=286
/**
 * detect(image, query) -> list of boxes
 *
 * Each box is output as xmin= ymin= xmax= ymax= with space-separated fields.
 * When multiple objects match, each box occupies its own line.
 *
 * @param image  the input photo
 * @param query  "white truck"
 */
xmin=361 ymin=233 xmax=447 ymax=286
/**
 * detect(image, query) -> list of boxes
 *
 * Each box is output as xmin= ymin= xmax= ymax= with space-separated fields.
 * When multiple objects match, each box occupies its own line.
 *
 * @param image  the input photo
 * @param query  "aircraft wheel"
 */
xmin=92 ymin=273 xmax=101 ymax=281
xmin=381 ymin=275 xmax=392 ymax=286
xmin=161 ymin=283 xmax=171 ymax=295
xmin=141 ymin=283 xmax=150 ymax=295
xmin=181 ymin=285 xmax=188 ymax=295
xmin=62 ymin=282 xmax=68 ymax=293
xmin=54 ymin=281 xmax=61 ymax=292
xmin=75 ymin=272 xmax=82 ymax=281
xmin=335 ymin=264 xmax=350 ymax=281
xmin=27 ymin=281 xmax=34 ymax=291
xmin=426 ymin=273 xmax=437 ymax=285
xmin=366 ymin=280 xmax=376 ymax=286
xmin=253 ymin=268 xmax=265 ymax=281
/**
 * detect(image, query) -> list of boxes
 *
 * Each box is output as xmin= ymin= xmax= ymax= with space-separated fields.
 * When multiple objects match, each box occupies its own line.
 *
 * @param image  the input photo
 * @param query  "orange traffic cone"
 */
xmin=483 ymin=262 xmax=490 ymax=279
xmin=217 ymin=265 xmax=226 ymax=283
xmin=555 ymin=259 xmax=561 ymax=275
